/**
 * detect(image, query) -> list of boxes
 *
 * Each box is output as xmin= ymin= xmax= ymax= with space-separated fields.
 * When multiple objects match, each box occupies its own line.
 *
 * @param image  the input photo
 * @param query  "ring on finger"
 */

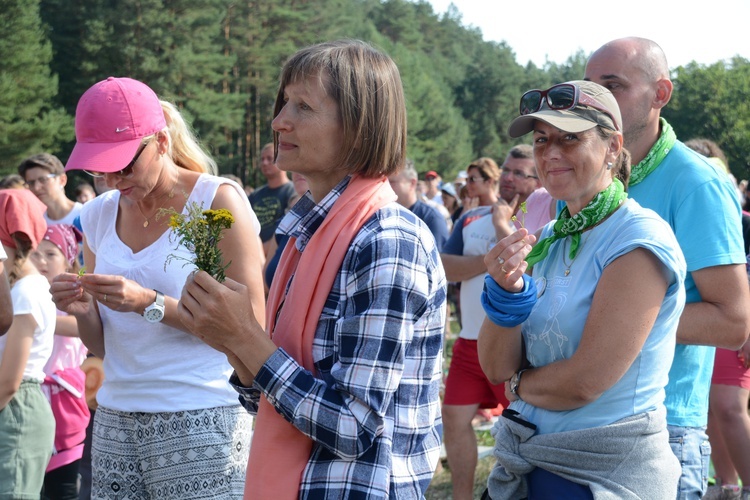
xmin=497 ymin=257 xmax=505 ymax=265
xmin=104 ymin=294 xmax=108 ymax=302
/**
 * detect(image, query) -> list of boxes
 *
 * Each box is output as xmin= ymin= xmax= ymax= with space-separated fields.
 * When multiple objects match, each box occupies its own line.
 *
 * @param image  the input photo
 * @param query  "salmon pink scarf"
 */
xmin=245 ymin=175 xmax=397 ymax=499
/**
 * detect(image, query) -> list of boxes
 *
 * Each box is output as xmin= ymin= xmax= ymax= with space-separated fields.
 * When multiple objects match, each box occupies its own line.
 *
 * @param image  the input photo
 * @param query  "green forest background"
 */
xmin=3 ymin=0 xmax=750 ymax=187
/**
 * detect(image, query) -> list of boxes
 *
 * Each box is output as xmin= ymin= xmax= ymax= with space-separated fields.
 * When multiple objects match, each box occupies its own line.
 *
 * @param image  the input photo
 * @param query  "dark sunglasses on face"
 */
xmin=519 ymin=83 xmax=620 ymax=131
xmin=466 ymin=176 xmax=487 ymax=184
xmin=84 ymin=139 xmax=151 ymax=178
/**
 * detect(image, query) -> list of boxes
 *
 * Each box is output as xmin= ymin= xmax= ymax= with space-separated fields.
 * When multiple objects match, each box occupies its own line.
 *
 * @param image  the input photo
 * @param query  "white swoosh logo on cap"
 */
xmin=115 ymin=127 xmax=130 ymax=133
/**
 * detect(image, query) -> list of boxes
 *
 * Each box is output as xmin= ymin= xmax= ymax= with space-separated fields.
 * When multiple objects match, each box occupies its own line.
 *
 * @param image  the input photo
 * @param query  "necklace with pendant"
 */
xmin=561 ymin=231 xmax=593 ymax=276
xmin=558 ymin=202 xmax=623 ymax=276
xmin=136 ymin=171 xmax=180 ymax=228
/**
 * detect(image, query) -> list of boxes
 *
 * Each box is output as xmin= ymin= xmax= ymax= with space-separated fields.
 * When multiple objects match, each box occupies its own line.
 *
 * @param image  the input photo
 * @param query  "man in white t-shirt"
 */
xmin=440 ymin=157 xmax=507 ymax=500
xmin=18 ymin=153 xmax=83 ymax=226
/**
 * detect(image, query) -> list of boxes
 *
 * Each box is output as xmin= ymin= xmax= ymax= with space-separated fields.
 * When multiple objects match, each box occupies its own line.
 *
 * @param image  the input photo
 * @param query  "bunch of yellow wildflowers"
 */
xmin=159 ymin=202 xmax=235 ymax=282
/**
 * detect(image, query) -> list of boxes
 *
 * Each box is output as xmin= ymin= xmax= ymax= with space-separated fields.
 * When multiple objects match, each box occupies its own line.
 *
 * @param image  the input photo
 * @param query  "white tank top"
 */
xmin=81 ymin=174 xmax=259 ymax=412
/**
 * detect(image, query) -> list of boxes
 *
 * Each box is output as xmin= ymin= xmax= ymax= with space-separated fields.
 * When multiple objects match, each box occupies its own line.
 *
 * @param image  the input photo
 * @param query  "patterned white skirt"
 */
xmin=90 ymin=405 xmax=252 ymax=499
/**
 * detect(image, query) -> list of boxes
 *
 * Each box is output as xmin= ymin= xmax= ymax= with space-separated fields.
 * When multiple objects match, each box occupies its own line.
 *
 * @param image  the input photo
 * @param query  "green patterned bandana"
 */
xmin=526 ymin=178 xmax=627 ymax=268
xmin=629 ymin=118 xmax=677 ymax=186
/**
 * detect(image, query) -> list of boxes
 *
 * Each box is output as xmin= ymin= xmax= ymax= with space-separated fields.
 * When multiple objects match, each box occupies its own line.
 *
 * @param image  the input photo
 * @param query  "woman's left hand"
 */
xmin=178 ymin=271 xmax=276 ymax=375
xmin=484 ymin=228 xmax=536 ymax=293
xmin=79 ymin=273 xmax=153 ymax=314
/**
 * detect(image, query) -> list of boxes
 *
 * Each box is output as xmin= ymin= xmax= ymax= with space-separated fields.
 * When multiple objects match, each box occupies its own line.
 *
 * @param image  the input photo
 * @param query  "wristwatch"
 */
xmin=143 ymin=290 xmax=165 ymax=323
xmin=509 ymin=369 xmax=528 ymax=398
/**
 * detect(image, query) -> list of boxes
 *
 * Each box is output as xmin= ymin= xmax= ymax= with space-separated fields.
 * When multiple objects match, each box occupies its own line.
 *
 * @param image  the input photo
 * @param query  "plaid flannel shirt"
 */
xmin=231 ymin=176 xmax=446 ymax=498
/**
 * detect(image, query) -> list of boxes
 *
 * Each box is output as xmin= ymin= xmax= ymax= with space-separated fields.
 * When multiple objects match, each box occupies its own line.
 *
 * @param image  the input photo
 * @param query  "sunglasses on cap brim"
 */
xmin=519 ymin=83 xmax=619 ymax=131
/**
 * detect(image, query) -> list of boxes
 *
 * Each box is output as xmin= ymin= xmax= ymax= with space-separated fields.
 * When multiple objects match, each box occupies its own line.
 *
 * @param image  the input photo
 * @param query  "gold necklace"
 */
xmin=561 ymin=231 xmax=593 ymax=276
xmin=136 ymin=172 xmax=179 ymax=228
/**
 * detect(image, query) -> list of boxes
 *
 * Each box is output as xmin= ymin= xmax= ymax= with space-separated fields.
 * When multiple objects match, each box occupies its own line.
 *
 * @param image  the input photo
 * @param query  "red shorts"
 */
xmin=443 ymin=338 xmax=509 ymax=409
xmin=712 ymin=347 xmax=750 ymax=389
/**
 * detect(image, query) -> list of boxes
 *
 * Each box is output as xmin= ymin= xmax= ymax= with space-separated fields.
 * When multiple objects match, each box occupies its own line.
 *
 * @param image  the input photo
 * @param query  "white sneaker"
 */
xmin=703 ymin=484 xmax=724 ymax=500
xmin=720 ymin=485 xmax=742 ymax=500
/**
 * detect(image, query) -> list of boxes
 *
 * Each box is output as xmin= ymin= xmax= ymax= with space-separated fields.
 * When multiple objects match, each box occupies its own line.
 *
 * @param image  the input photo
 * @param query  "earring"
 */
xmin=606 ymin=162 xmax=613 ymax=170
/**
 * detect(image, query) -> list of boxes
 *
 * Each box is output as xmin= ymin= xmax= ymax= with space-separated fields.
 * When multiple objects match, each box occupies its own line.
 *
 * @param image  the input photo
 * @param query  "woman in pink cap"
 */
xmin=50 ymin=77 xmax=265 ymax=498
xmin=0 ymin=189 xmax=56 ymax=498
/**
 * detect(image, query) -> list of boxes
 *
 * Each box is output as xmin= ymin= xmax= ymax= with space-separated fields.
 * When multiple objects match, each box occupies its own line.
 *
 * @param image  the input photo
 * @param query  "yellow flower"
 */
xmin=203 ymin=208 xmax=235 ymax=226
xmin=160 ymin=202 xmax=235 ymax=282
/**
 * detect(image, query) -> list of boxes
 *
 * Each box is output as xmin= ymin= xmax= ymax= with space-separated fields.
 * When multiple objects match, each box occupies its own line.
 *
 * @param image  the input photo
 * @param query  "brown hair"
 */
xmin=18 ymin=153 xmax=65 ymax=177
xmin=597 ymin=127 xmax=631 ymax=190
xmin=0 ymin=174 xmax=27 ymax=190
xmin=273 ymin=40 xmax=406 ymax=178
xmin=7 ymin=233 xmax=33 ymax=287
xmin=684 ymin=138 xmax=728 ymax=169
xmin=506 ymin=144 xmax=533 ymax=160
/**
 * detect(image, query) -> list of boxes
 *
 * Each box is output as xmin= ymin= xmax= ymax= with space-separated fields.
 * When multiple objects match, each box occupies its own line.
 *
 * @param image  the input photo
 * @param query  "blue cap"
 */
xmin=441 ymin=183 xmax=457 ymax=198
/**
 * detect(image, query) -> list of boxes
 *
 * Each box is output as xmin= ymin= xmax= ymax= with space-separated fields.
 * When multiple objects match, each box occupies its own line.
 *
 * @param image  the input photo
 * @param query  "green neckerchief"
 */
xmin=629 ymin=118 xmax=677 ymax=186
xmin=526 ymin=178 xmax=627 ymax=268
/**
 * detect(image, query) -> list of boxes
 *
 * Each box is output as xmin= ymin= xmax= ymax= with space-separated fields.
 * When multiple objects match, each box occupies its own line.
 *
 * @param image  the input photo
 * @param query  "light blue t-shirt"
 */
xmin=512 ymin=199 xmax=686 ymax=434
xmin=630 ymin=141 xmax=745 ymax=427
xmin=554 ymin=142 xmax=745 ymax=427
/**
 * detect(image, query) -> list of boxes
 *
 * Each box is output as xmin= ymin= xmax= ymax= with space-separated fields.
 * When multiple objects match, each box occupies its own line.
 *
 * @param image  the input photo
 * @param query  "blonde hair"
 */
xmin=160 ymin=101 xmax=217 ymax=175
xmin=468 ymin=157 xmax=501 ymax=183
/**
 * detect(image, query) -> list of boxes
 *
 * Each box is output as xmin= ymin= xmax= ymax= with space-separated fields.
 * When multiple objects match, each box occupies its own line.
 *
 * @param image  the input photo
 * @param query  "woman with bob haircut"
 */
xmin=178 ymin=39 xmax=446 ymax=499
xmin=478 ymin=81 xmax=685 ymax=499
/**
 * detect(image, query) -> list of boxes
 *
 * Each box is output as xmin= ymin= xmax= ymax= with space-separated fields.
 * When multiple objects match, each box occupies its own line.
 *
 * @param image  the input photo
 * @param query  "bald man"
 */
xmin=586 ymin=37 xmax=750 ymax=499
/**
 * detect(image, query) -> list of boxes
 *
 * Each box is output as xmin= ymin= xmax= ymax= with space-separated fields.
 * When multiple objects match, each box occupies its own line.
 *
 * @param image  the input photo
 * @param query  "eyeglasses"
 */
xmin=501 ymin=167 xmax=538 ymax=180
xmin=519 ymin=83 xmax=619 ymax=131
xmin=84 ymin=140 xmax=151 ymax=178
xmin=24 ymin=173 xmax=59 ymax=188
xmin=466 ymin=176 xmax=487 ymax=184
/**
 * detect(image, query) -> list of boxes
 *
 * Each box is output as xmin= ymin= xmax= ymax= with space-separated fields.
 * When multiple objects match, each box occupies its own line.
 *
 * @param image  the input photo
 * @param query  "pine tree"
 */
xmin=0 ymin=0 xmax=72 ymax=174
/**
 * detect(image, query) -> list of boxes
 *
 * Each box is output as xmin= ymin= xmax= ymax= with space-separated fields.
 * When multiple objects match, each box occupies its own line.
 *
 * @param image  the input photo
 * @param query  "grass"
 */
xmin=426 ymin=456 xmax=495 ymax=499
xmin=424 ymin=305 xmax=497 ymax=499
xmin=427 ymin=306 xmax=750 ymax=498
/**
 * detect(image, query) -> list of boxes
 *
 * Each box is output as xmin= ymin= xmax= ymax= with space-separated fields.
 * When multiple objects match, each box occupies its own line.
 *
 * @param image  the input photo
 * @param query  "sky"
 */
xmin=427 ymin=0 xmax=750 ymax=69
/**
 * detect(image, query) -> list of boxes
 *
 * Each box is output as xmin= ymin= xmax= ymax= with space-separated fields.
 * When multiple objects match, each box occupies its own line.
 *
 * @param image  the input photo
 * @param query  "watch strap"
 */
xmin=510 ymin=368 xmax=528 ymax=397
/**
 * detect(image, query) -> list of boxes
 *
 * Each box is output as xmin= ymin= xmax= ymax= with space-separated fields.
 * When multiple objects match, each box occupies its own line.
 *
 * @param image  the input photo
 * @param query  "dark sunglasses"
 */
xmin=519 ymin=83 xmax=619 ymax=131
xmin=84 ymin=140 xmax=151 ymax=178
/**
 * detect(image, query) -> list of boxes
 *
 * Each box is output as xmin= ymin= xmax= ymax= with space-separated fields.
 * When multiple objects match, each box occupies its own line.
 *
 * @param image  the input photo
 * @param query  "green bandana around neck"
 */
xmin=629 ymin=118 xmax=677 ymax=186
xmin=525 ymin=178 xmax=628 ymax=268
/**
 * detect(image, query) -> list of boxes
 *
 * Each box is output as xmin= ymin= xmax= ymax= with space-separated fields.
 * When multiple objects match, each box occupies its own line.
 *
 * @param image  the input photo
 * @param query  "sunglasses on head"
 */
xmin=83 ymin=139 xmax=152 ymax=178
xmin=519 ymin=83 xmax=619 ymax=131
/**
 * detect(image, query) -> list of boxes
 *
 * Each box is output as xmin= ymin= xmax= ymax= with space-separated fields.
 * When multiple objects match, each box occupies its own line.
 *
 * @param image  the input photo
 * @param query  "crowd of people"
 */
xmin=0 ymin=36 xmax=748 ymax=500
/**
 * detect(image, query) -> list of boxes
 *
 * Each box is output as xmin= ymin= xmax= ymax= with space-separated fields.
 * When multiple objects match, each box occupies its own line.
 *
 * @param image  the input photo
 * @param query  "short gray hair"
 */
xmin=401 ymin=159 xmax=418 ymax=181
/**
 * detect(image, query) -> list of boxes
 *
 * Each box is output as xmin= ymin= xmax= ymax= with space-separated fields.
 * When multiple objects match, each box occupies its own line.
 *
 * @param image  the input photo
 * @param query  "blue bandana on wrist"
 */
xmin=481 ymin=274 xmax=537 ymax=328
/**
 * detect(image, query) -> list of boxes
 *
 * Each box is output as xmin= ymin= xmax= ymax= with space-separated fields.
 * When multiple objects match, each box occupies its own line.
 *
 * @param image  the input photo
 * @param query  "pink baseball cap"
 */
xmin=65 ymin=77 xmax=166 ymax=173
